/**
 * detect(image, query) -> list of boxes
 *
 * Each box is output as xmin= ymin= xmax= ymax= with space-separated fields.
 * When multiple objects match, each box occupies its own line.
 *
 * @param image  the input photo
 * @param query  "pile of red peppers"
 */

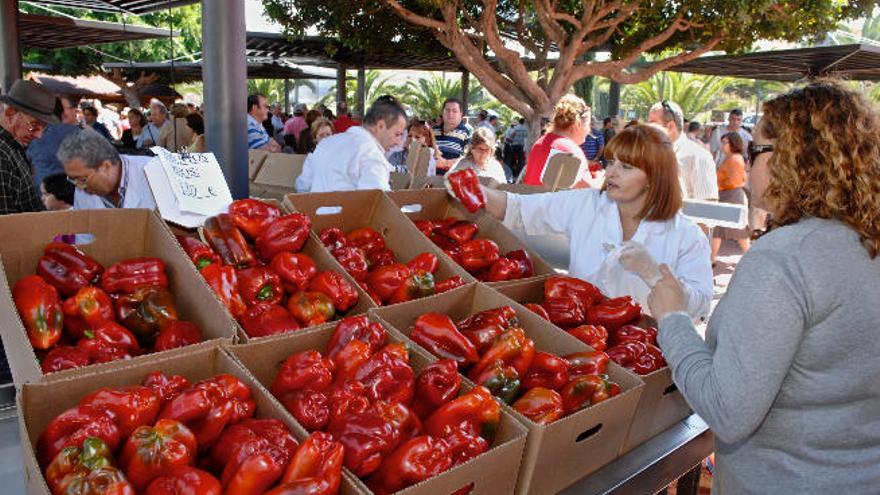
xmin=269 ymin=315 xmax=500 ymax=494
xmin=413 ymin=218 xmax=536 ymax=283
xmin=12 ymin=243 xmax=205 ymax=374
xmin=407 ymin=305 xmax=622 ymax=425
xmin=189 ymin=199 xmax=363 ymax=337
xmin=522 ymin=276 xmax=667 ymax=375
xmin=37 ymin=371 xmax=345 ymax=495
xmin=318 ymin=225 xmax=467 ymax=306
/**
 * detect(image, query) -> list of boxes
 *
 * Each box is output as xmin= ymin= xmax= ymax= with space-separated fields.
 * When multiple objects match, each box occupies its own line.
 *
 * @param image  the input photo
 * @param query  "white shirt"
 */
xmin=74 ymin=155 xmax=157 ymax=210
xmin=710 ymin=125 xmax=753 ymax=165
xmin=296 ymin=126 xmax=392 ymax=193
xmin=674 ymin=133 xmax=719 ymax=201
xmin=503 ymin=188 xmax=713 ymax=320
xmin=449 ymin=157 xmax=507 ymax=184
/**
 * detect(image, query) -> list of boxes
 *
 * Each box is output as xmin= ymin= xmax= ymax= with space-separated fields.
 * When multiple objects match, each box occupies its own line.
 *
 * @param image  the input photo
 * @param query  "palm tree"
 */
xmin=320 ymin=70 xmax=396 ymax=109
xmin=247 ymin=79 xmax=318 ymax=107
xmin=622 ymin=72 xmax=733 ymax=120
xmin=398 ymin=73 xmax=499 ymax=120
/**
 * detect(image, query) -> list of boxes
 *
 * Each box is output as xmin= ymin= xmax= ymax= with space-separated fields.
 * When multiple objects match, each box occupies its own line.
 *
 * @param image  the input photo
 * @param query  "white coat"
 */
xmin=296 ymin=126 xmax=392 ymax=193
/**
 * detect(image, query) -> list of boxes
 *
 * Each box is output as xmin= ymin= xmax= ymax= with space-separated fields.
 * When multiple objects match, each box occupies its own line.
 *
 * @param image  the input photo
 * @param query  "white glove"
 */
xmin=618 ymin=240 xmax=662 ymax=287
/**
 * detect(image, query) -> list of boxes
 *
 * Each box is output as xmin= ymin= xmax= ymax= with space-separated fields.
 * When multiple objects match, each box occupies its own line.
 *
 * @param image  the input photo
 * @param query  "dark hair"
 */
xmin=603 ymin=117 xmax=612 ymax=125
xmin=305 ymin=109 xmax=322 ymax=126
xmin=364 ymin=95 xmax=406 ymax=127
xmin=518 ymin=118 xmax=525 ymax=124
xmin=247 ymin=94 xmax=264 ymax=113
xmin=729 ymin=108 xmax=743 ymax=117
xmin=442 ymin=98 xmax=463 ymax=113
xmin=82 ymin=106 xmax=97 ymax=117
xmin=721 ymin=131 xmax=744 ymax=154
xmin=185 ymin=113 xmax=204 ymax=135
xmin=687 ymin=121 xmax=701 ymax=133
xmin=42 ymin=173 xmax=74 ymax=205
xmin=323 ymin=109 xmax=334 ymax=120
xmin=127 ymin=108 xmax=147 ymax=128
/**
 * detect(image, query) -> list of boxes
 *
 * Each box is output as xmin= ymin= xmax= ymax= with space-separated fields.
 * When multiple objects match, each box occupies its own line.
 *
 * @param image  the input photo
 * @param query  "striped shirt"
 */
xmin=247 ymin=114 xmax=270 ymax=149
xmin=433 ymin=121 xmax=473 ymax=160
xmin=580 ymin=128 xmax=604 ymax=160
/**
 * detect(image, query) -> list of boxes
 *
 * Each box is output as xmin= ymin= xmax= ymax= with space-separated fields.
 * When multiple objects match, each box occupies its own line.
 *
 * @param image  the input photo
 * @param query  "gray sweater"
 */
xmin=659 ymin=217 xmax=880 ymax=494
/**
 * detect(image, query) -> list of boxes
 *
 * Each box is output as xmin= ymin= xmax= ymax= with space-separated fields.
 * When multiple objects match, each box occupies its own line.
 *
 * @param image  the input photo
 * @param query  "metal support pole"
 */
xmin=284 ymin=78 xmax=290 ymax=115
xmin=609 ymin=81 xmax=621 ymax=118
xmin=0 ymin=0 xmax=22 ymax=94
xmin=356 ymin=67 xmax=366 ymax=119
xmin=461 ymin=70 xmax=470 ymax=116
xmin=336 ymin=65 xmax=346 ymax=113
xmin=202 ymin=0 xmax=248 ymax=199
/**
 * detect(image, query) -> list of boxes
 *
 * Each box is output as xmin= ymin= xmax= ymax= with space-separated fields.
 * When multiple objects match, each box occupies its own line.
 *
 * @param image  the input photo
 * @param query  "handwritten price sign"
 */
xmin=151 ymin=147 xmax=232 ymax=216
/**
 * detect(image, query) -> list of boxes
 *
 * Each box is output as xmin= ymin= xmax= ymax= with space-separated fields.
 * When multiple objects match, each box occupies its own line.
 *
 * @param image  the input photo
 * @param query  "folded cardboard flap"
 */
xmin=248 ymin=149 xmax=270 ymax=180
xmin=252 ymin=153 xmax=306 ymax=188
xmin=18 ymin=343 xmax=363 ymax=495
xmin=225 ymin=315 xmax=528 ymax=495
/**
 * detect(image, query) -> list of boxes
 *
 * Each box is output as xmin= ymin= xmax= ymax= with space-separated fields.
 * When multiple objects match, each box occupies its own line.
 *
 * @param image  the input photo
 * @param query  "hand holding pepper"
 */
xmin=445 ymin=168 xmax=486 ymax=213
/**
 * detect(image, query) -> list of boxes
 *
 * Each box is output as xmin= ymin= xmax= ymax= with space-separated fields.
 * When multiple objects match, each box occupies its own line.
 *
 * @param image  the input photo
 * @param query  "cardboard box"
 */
xmin=495 ymin=278 xmax=693 ymax=454
xmin=248 ymin=149 xmax=270 ymax=180
xmin=252 ymin=153 xmax=306 ymax=188
xmin=386 ymin=189 xmax=555 ymax=285
xmin=226 ymin=316 xmax=528 ymax=495
xmin=370 ymin=282 xmax=644 ymax=495
xmin=17 ymin=343 xmax=363 ymax=495
xmin=283 ymin=190 xmax=474 ymax=293
xmin=0 ymin=209 xmax=236 ymax=385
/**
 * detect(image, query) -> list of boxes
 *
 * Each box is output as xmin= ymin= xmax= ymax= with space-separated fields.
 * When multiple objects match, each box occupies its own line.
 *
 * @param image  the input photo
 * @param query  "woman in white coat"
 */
xmin=480 ymin=124 xmax=713 ymax=320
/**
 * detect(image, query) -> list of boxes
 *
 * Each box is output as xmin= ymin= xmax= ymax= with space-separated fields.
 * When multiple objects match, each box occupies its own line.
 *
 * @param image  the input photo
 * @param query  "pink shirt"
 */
xmin=284 ymin=116 xmax=308 ymax=139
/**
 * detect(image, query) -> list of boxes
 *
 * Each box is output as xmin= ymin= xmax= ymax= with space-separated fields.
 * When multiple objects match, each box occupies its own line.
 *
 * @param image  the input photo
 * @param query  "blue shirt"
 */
xmin=247 ymin=114 xmax=270 ymax=149
xmin=89 ymin=122 xmax=113 ymax=141
xmin=27 ymin=124 xmax=80 ymax=190
xmin=433 ymin=121 xmax=473 ymax=160
xmin=580 ymin=128 xmax=604 ymax=160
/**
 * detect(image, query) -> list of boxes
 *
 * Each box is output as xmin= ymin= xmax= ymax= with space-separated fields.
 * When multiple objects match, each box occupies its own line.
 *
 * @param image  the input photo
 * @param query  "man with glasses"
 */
xmin=27 ymin=95 xmax=82 ymax=191
xmin=0 ymin=79 xmax=59 ymax=214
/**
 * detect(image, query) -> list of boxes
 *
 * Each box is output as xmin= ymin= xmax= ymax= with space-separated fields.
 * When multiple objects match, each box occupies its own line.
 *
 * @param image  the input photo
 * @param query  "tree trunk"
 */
xmin=119 ymin=88 xmax=142 ymax=109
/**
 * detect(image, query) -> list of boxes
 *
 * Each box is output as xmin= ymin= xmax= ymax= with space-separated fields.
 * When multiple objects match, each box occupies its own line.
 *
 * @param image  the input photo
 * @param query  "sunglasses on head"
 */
xmin=749 ymin=143 xmax=774 ymax=158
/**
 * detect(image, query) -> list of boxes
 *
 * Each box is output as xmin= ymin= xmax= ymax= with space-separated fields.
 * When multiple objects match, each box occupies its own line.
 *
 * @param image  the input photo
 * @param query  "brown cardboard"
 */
xmin=252 ymin=153 xmax=306 ymax=188
xmin=0 ymin=209 xmax=236 ymax=385
xmin=386 ymin=189 xmax=555 ymax=285
xmin=495 ymin=278 xmax=693 ymax=454
xmin=248 ymin=149 xmax=270 ymax=180
xmin=17 ymin=343 xmax=364 ymax=495
xmin=226 ymin=315 xmax=528 ymax=495
xmin=541 ymin=153 xmax=582 ymax=191
xmin=283 ymin=190 xmax=474 ymax=291
xmin=389 ymin=172 xmax=412 ymax=191
xmin=370 ymin=282 xmax=644 ymax=495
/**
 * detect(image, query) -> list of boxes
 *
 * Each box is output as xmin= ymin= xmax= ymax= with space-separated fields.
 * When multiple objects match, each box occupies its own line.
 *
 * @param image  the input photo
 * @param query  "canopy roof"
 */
xmin=103 ymin=59 xmax=335 ymax=82
xmin=21 ymin=13 xmax=176 ymax=49
xmin=662 ymin=44 xmax=880 ymax=81
xmin=24 ymin=0 xmax=197 ymax=14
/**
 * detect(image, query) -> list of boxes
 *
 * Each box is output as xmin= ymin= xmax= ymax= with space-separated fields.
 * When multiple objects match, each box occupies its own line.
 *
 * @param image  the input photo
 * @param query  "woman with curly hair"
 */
xmin=648 ymin=81 xmax=880 ymax=492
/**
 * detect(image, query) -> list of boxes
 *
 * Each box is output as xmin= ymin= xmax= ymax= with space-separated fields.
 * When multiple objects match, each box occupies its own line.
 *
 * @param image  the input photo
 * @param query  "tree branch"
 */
xmin=532 ymin=0 xmax=566 ymax=48
xmin=380 ymin=0 xmax=448 ymax=31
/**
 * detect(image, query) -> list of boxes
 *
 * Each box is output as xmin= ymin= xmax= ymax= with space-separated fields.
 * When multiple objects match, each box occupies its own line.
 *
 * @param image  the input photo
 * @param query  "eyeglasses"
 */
xmin=661 ymin=100 xmax=681 ymax=119
xmin=66 ymin=169 xmax=95 ymax=188
xmin=24 ymin=117 xmax=45 ymax=133
xmin=748 ymin=143 xmax=774 ymax=158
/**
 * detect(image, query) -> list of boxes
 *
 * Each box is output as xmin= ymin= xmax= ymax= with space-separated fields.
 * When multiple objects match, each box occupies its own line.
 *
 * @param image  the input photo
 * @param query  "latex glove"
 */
xmin=648 ymin=264 xmax=688 ymax=320
xmin=618 ymin=240 xmax=662 ymax=287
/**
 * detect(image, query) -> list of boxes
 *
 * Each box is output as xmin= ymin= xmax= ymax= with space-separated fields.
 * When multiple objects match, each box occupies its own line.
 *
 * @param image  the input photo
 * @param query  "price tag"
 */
xmin=150 ymin=147 xmax=232 ymax=216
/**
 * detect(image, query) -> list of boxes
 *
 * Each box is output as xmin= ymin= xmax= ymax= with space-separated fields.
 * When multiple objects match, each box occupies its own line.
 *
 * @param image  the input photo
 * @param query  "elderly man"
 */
xmin=58 ymin=128 xmax=155 ymax=210
xmin=0 ymin=79 xmax=58 ymax=214
xmin=28 ymin=94 xmax=81 ymax=191
xmin=710 ymin=108 xmax=752 ymax=165
xmin=433 ymin=97 xmax=473 ymax=173
xmin=296 ymin=96 xmax=407 ymax=193
xmin=248 ymin=94 xmax=281 ymax=152
xmin=648 ymin=100 xmax=718 ymax=203
xmin=138 ymin=100 xmax=169 ymax=148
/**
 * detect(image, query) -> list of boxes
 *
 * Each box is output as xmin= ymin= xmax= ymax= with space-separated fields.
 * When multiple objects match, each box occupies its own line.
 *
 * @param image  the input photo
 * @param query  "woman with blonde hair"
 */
xmin=448 ymin=126 xmax=508 ymax=184
xmin=649 ymin=81 xmax=880 ymax=493
xmin=522 ymin=94 xmax=591 ymax=186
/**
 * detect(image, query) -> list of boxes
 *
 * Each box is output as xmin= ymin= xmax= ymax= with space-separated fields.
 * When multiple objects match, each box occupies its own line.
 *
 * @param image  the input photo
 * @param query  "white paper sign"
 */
xmin=150 ymin=147 xmax=232 ymax=216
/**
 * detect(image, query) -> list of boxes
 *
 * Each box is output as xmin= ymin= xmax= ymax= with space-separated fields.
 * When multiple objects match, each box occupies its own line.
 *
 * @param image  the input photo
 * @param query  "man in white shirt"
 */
xmin=57 ymin=128 xmax=156 ymax=210
xmin=296 ymin=96 xmax=407 ymax=193
xmin=138 ymin=100 xmax=169 ymax=149
xmin=648 ymin=100 xmax=718 ymax=202
xmin=710 ymin=108 xmax=752 ymax=165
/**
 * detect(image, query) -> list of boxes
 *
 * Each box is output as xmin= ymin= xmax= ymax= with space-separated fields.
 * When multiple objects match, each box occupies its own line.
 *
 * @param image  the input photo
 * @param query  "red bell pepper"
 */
xmin=237 ymin=266 xmax=283 ymax=306
xmin=372 ymin=400 xmax=423 ymax=445
xmin=512 ymin=387 xmax=565 ymax=425
xmin=203 ymin=213 xmax=257 ymax=268
xmin=120 ymin=418 xmax=197 ymax=490
xmin=486 ymin=257 xmax=520 ymax=282
xmin=610 ymin=324 xmax=658 ymax=347
xmin=411 ymin=359 xmax=461 ymax=419
xmin=414 ymin=219 xmax=441 ymax=237
xmin=565 ymin=350 xmax=610 ymax=377
xmin=473 ymin=361 xmax=522 ymax=404
xmin=389 ymin=270 xmax=435 ymax=304
xmin=330 ymin=339 xmax=373 ymax=386
xmin=458 ymin=239 xmax=500 ymax=272
xmin=541 ymin=296 xmax=586 ymax=326
xmin=176 ymin=235 xmax=220 ymax=270
xmin=568 ymin=325 xmax=608 ymax=351
xmin=524 ymin=303 xmax=550 ymax=320
xmin=113 ymin=286 xmax=178 ymax=344
xmin=240 ymin=303 xmax=301 ymax=338
xmin=228 ymin=198 xmax=283 ymax=239
xmin=587 ymin=296 xmax=642 ymax=329
xmin=468 ymin=327 xmax=536 ymax=380
xmin=45 ymin=436 xmax=134 ymax=495
xmin=443 ymin=428 xmax=489 ymax=467
xmin=255 ymin=213 xmax=312 ymax=262
xmin=406 ymin=252 xmax=439 ymax=274
xmin=36 ymin=242 xmax=103 ymax=297
xmin=354 ymin=344 xmax=415 ymax=405
xmin=505 ymin=249 xmax=535 ymax=278
xmin=424 ymin=386 xmax=501 ymax=442
xmin=445 ymin=168 xmax=486 ymax=213
xmin=346 ymin=227 xmax=386 ymax=255
xmin=367 ymin=247 xmax=399 ymax=271
xmin=144 ymin=466 xmax=221 ymax=495
xmin=12 ymin=275 xmax=63 ymax=350
xmin=270 ymin=252 xmax=317 ymax=294
xmin=544 ymin=276 xmax=603 ymax=310
xmin=560 ymin=374 xmax=621 ymax=414
xmin=153 ymin=320 xmax=203 ymax=352
xmin=327 ymin=408 xmax=401 ymax=477
xmin=309 ymin=270 xmax=359 ymax=312
xmin=200 ymin=264 xmax=248 ymax=319
xmin=429 ymin=231 xmax=462 ymax=262
xmin=76 ymin=320 xmax=141 ymax=364
xmin=287 ymin=291 xmax=335 ymax=327
xmin=79 ymin=384 xmax=160 ymax=437
xmin=410 ymin=312 xmax=479 ymax=367
xmin=366 ymin=263 xmax=411 ymax=303
xmin=319 ymin=227 xmax=348 ymax=252
xmin=333 ymin=245 xmax=370 ymax=281
xmin=282 ymin=389 xmax=330 ymax=431
xmin=266 ymin=431 xmax=344 ymax=495
xmin=367 ymin=435 xmax=454 ymax=495
xmin=210 ymin=418 xmax=298 ymax=495
xmin=522 ymin=351 xmax=571 ymax=391
xmin=142 ymin=371 xmax=190 ymax=405
xmin=455 ymin=307 xmax=516 ymax=354
xmin=606 ymin=341 xmax=667 ymax=375
xmin=438 ymin=220 xmax=479 ymax=245
xmin=326 ymin=315 xmax=388 ymax=361
xmin=101 ymin=257 xmax=169 ymax=294
xmin=271 ymin=350 xmax=335 ymax=398
xmin=41 ymin=345 xmax=90 ymax=374
xmin=326 ymin=379 xmax=372 ymax=432
xmin=435 ymin=275 xmax=467 ymax=294
xmin=158 ymin=374 xmax=256 ymax=451
xmin=38 ymin=406 xmax=121 ymax=467
xmin=61 ymin=286 xmax=115 ymax=340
